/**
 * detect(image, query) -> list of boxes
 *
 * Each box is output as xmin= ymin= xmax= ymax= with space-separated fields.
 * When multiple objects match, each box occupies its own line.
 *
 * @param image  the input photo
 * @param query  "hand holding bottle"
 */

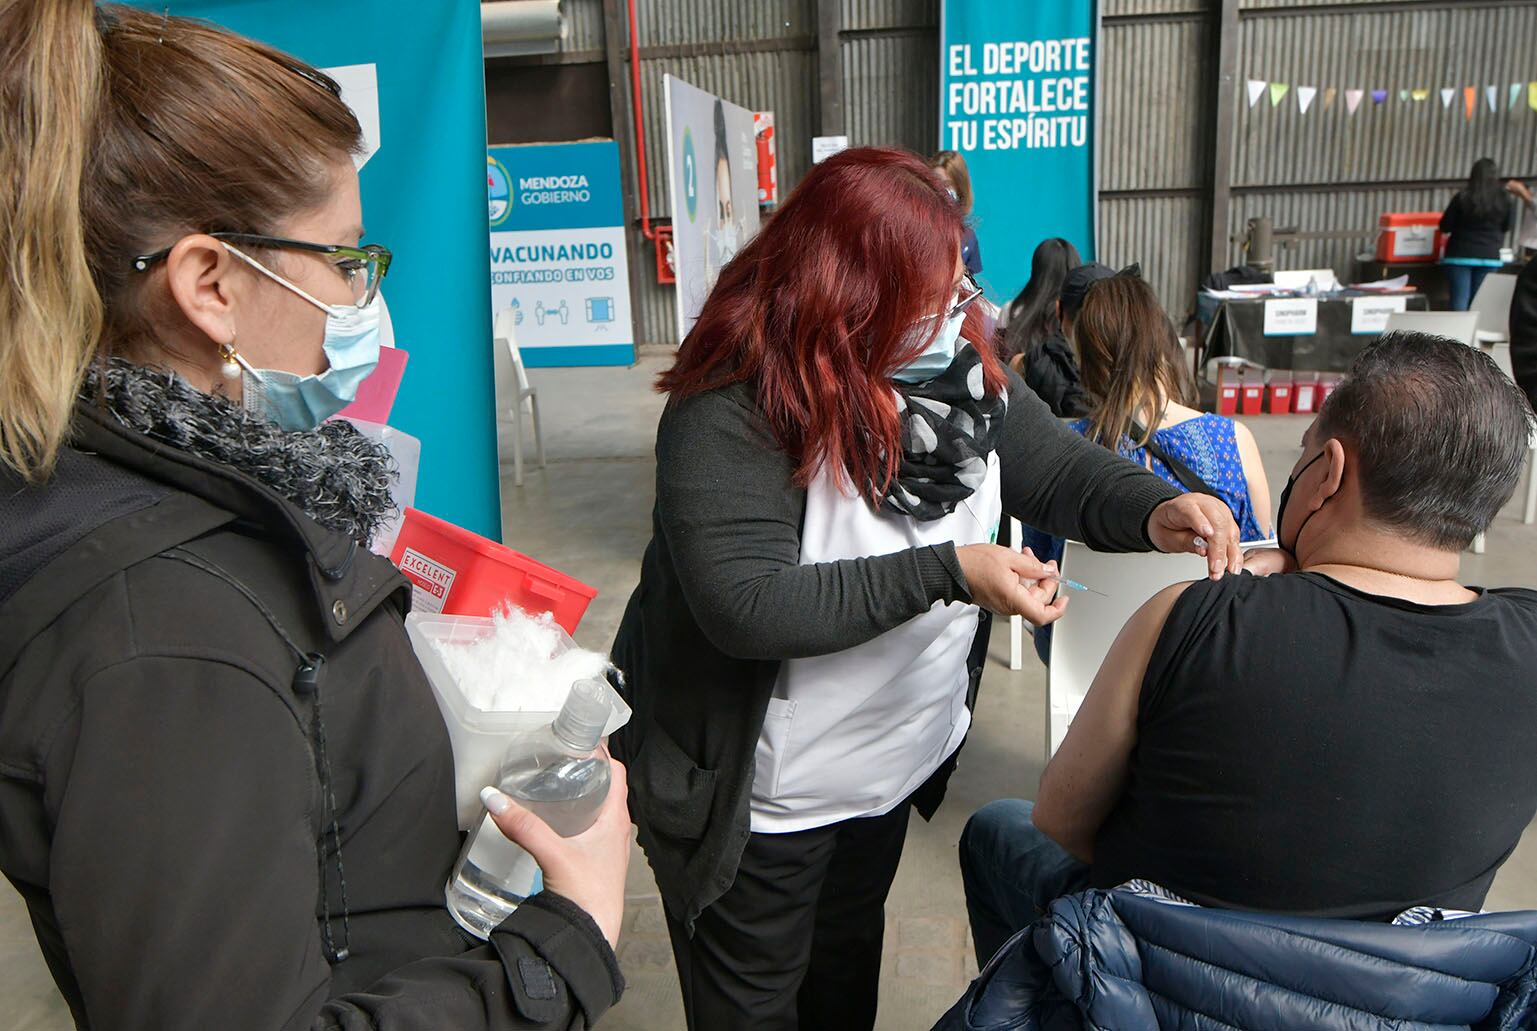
xmin=483 ymin=753 xmax=633 ymax=949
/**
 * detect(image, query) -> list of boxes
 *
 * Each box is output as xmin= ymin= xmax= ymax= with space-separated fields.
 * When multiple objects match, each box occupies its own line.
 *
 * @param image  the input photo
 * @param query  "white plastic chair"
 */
xmin=494 ymin=308 xmax=545 ymax=487
xmin=1046 ymin=539 xmax=1274 ymax=756
xmin=1383 ymin=310 xmax=1479 ymax=346
xmin=1486 ymin=341 xmax=1537 ymax=529
xmin=1470 ymin=273 xmax=1518 ymax=345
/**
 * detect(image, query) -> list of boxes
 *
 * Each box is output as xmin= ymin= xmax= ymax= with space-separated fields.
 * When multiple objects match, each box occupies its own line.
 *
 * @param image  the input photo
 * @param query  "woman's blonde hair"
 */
xmin=0 ymin=2 xmax=362 ymax=482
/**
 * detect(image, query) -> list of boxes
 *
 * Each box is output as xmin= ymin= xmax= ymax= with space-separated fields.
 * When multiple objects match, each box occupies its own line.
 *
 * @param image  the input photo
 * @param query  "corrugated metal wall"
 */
xmin=841 ymin=32 xmax=938 ymax=155
xmin=1233 ymin=4 xmax=1537 ymax=186
xmin=630 ymin=48 xmax=818 ymax=343
xmin=560 ymin=0 xmax=605 ymax=51
xmin=1224 ymin=0 xmax=1537 ymax=276
xmin=1099 ymin=9 xmax=1211 ymax=313
xmin=619 ymin=0 xmax=816 ymax=344
xmin=492 ymin=0 xmax=1537 ymax=345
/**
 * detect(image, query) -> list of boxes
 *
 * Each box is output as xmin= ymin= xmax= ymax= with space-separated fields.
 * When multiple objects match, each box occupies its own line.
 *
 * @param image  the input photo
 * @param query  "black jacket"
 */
xmin=0 ymin=404 xmax=623 ymax=1030
xmin=1016 ymin=332 xmax=1091 ymax=419
xmin=1440 ymin=191 xmax=1512 ymax=261
xmin=610 ymin=371 xmax=1179 ymax=932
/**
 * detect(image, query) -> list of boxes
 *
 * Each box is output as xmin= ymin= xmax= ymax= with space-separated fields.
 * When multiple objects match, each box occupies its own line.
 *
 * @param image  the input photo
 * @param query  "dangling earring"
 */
xmin=219 ymin=336 xmax=242 ymax=381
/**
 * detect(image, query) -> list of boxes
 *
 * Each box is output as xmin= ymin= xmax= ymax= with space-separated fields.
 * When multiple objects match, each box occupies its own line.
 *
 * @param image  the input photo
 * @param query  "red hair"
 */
xmin=659 ymin=146 xmax=1006 ymax=500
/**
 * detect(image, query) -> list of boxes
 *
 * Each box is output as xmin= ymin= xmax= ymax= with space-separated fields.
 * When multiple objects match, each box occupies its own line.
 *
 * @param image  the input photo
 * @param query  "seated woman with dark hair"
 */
xmin=1020 ymin=273 xmax=1271 ymax=663
xmin=1001 ymin=238 xmax=1088 ymax=417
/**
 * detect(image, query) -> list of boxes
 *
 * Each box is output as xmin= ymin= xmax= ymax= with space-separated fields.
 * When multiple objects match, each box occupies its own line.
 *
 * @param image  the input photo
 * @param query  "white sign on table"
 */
xmin=1351 ymin=295 xmax=1409 ymax=335
xmin=1263 ymin=297 xmax=1318 ymax=336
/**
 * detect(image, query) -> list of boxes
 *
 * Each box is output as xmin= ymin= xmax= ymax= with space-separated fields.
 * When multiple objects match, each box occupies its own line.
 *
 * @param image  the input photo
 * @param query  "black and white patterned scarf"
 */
xmin=84 ymin=358 xmax=397 ymax=545
xmin=882 ymin=346 xmax=1009 ymax=521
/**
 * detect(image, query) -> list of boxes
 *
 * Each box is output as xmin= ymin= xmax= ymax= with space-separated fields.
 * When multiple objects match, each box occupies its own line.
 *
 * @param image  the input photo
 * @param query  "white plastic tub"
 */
xmin=406 ymin=612 xmax=631 ymax=829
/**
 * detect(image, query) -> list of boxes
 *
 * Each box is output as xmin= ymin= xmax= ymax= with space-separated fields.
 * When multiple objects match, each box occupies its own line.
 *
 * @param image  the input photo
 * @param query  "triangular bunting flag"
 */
xmin=1513 ymin=84 xmax=1524 ymax=110
xmin=1370 ymin=89 xmax=1387 ymax=107
xmin=1270 ymin=82 xmax=1289 ymax=107
xmin=1297 ymin=86 xmax=1317 ymax=114
xmin=1411 ymin=89 xmax=1429 ymax=102
xmin=1347 ymin=89 xmax=1365 ymax=114
xmin=1486 ymin=86 xmax=1499 ymax=112
xmin=1323 ymin=87 xmax=1337 ymax=110
xmin=1246 ymin=80 xmax=1267 ymax=108
xmin=1398 ymin=89 xmax=1410 ymax=102
xmin=1464 ymin=86 xmax=1476 ymax=120
xmin=1441 ymin=88 xmax=1455 ymax=109
xmin=1529 ymin=82 xmax=1537 ymax=112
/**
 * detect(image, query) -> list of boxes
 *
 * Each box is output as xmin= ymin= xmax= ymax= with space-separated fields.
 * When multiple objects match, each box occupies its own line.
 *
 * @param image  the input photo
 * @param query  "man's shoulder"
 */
xmin=1483 ymin=586 xmax=1537 ymax=616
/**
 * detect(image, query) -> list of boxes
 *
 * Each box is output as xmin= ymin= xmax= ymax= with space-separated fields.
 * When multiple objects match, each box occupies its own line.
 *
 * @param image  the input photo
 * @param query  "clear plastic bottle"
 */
xmin=445 ymin=676 xmax=612 ymax=939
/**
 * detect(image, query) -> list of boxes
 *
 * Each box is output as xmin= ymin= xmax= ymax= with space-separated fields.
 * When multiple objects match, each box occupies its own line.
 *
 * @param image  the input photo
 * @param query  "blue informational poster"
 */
xmin=939 ymin=1 xmax=1098 ymax=303
xmin=126 ymin=0 xmax=501 ymax=540
xmin=487 ymin=142 xmax=636 ymax=367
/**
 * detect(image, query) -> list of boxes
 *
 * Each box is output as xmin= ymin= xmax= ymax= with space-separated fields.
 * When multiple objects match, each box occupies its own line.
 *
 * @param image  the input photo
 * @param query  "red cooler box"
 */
xmin=1239 ymin=370 xmax=1265 ymax=416
xmin=1375 ymin=212 xmax=1441 ymax=262
xmin=390 ymin=508 xmax=598 ymax=634
xmin=1213 ymin=360 xmax=1244 ymax=416
xmin=1319 ymin=372 xmax=1343 ymax=406
xmin=1292 ymin=372 xmax=1321 ymax=414
xmin=1266 ymin=371 xmax=1293 ymax=414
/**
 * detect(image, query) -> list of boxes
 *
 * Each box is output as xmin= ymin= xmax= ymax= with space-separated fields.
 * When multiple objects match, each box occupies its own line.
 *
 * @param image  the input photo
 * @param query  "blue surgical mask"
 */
xmin=894 ymin=309 xmax=967 ymax=384
xmin=225 ymin=244 xmax=383 ymax=431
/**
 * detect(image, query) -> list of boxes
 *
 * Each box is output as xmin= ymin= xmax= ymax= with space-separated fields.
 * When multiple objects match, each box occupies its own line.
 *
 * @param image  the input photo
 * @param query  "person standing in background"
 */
xmin=930 ymin=150 xmax=983 ymax=276
xmin=1440 ymin=158 xmax=1523 ymax=310
xmin=1001 ymin=238 xmax=1087 ymax=417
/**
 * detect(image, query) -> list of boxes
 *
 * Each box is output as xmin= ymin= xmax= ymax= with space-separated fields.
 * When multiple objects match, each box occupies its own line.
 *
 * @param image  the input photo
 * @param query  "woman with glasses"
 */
xmin=0 ymin=5 xmax=629 ymax=1028
xmin=610 ymin=146 xmax=1244 ymax=1030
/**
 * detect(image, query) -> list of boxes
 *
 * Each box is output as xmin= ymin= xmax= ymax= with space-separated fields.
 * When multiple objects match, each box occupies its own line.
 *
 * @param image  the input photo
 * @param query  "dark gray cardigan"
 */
xmin=610 ymin=370 xmax=1180 ymax=932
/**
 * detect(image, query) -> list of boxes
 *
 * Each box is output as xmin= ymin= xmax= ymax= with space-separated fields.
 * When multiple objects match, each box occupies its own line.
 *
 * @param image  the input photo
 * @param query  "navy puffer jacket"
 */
xmin=934 ymin=890 xmax=1537 ymax=1030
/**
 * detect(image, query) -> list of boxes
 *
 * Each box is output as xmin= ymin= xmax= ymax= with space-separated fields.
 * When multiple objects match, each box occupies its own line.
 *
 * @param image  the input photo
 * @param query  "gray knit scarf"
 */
xmin=85 ymin=359 xmax=396 ymax=545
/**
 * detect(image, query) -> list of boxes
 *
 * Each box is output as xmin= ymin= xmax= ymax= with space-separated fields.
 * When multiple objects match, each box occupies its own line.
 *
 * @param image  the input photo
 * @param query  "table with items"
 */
xmin=1198 ymin=289 xmax=1429 ymax=374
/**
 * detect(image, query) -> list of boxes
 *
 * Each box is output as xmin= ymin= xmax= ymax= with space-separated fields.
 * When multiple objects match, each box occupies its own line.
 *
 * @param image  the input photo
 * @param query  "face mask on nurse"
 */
xmin=893 ymin=277 xmax=983 ymax=384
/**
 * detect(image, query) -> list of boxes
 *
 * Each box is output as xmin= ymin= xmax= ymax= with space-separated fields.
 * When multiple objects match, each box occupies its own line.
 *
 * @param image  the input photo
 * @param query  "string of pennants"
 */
xmin=1246 ymin=79 xmax=1537 ymax=118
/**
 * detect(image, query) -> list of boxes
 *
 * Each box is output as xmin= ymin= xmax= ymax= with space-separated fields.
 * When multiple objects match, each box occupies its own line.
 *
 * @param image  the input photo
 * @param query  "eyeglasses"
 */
xmin=947 ymin=277 xmax=984 ymax=320
xmin=132 ymin=232 xmax=393 ymax=309
xmin=919 ymin=276 xmax=983 ymax=324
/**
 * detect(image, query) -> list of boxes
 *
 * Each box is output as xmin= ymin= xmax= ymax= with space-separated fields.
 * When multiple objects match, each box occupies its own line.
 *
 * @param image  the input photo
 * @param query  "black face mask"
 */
xmin=1275 ymin=449 xmax=1327 ymax=561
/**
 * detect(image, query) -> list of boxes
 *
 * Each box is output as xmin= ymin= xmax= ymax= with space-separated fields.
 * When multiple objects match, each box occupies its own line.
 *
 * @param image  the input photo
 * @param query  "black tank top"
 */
xmin=1092 ymin=572 xmax=1537 ymax=920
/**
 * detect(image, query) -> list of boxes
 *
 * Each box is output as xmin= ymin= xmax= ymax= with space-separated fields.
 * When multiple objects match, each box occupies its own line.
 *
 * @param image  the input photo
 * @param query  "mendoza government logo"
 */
xmin=487 ymin=155 xmax=512 ymax=228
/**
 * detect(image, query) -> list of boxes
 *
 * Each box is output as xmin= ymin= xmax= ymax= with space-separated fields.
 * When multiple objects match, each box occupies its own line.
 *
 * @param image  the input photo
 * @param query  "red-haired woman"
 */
xmin=610 ymin=148 xmax=1241 ymax=1030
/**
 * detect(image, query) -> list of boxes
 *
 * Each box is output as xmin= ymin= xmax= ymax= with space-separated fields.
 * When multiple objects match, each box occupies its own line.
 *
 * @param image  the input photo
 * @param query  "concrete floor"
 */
xmin=5 ymin=351 xmax=1537 ymax=1030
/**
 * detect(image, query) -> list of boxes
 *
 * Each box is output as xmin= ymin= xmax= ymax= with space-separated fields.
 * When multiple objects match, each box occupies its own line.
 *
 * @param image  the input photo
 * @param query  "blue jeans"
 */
xmin=959 ymin=799 xmax=1091 ymax=964
xmin=1444 ymin=263 xmax=1493 ymax=312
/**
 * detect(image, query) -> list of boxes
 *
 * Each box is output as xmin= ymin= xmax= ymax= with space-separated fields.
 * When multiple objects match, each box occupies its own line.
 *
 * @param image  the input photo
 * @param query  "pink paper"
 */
xmin=337 ymin=347 xmax=409 ymax=424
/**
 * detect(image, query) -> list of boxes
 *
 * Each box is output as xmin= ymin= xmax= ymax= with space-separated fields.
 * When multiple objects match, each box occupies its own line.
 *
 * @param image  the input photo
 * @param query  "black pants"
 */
xmin=665 ymin=800 xmax=913 ymax=1031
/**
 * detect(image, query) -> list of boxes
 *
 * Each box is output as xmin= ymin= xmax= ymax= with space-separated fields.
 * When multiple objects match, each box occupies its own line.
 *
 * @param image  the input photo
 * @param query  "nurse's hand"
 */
xmin=957 ymin=544 xmax=1071 ymax=626
xmin=1146 ymin=495 xmax=1243 ymax=579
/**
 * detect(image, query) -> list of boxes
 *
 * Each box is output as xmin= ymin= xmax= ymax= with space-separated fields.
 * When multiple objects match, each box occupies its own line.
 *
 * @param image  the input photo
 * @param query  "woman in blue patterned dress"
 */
xmin=1022 ymin=274 xmax=1272 ymax=663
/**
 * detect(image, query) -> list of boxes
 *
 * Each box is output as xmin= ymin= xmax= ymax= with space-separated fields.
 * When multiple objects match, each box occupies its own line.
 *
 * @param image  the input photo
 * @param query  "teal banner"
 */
xmin=127 ymin=1 xmax=501 ymax=540
xmin=488 ymin=142 xmax=636 ymax=368
xmin=939 ymin=0 xmax=1098 ymax=303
